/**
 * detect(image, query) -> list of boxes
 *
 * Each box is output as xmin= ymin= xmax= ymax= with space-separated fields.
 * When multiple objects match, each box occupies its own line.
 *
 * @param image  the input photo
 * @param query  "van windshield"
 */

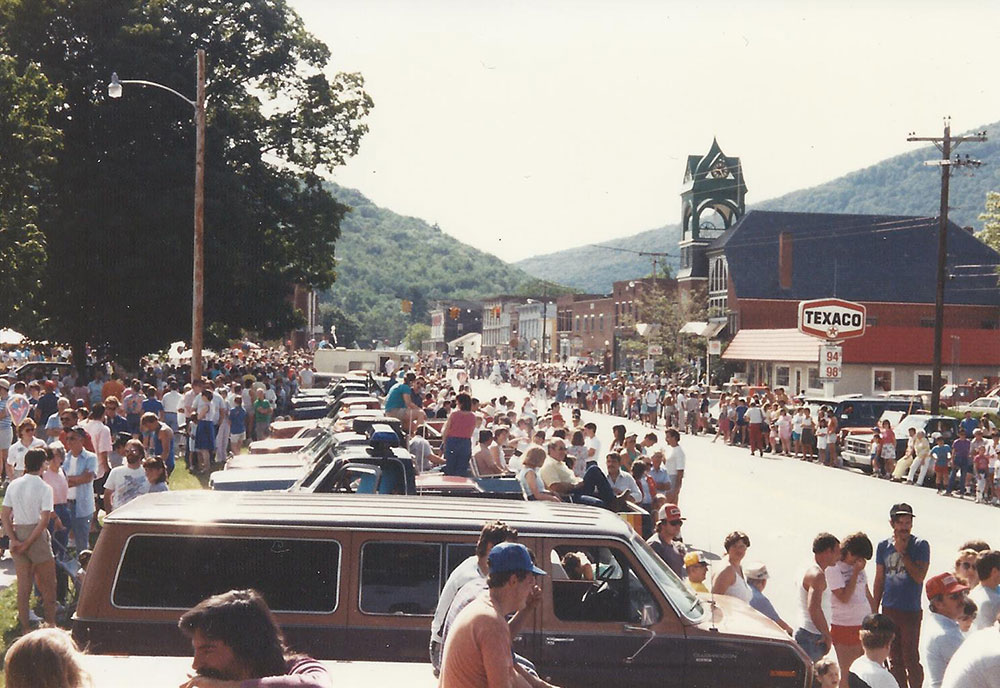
xmin=629 ymin=531 xmax=705 ymax=623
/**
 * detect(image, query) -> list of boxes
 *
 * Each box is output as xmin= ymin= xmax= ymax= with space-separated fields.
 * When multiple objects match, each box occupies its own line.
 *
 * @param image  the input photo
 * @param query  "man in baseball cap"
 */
xmin=440 ymin=543 xmax=553 ymax=688
xmin=921 ymin=573 xmax=969 ymax=688
xmin=648 ymin=504 xmax=687 ymax=578
xmin=873 ymin=501 xmax=930 ymax=688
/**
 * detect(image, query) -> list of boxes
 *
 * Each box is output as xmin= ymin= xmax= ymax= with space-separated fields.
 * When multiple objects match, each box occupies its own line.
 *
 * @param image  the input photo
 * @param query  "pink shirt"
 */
xmin=446 ymin=411 xmax=478 ymax=440
xmin=43 ymin=468 xmax=69 ymax=504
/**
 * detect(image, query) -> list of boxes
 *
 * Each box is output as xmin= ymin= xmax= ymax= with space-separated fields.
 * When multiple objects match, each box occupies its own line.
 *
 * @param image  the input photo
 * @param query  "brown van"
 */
xmin=75 ymin=492 xmax=811 ymax=687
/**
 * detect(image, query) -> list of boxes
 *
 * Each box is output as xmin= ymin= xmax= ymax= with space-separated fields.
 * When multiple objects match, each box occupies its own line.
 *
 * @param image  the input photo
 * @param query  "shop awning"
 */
xmin=679 ymin=321 xmax=726 ymax=338
xmin=721 ymin=328 xmax=821 ymax=363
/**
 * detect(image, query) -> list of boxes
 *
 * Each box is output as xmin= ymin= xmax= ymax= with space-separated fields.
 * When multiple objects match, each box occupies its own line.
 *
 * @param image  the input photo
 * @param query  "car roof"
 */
xmin=105 ymin=492 xmax=633 ymax=537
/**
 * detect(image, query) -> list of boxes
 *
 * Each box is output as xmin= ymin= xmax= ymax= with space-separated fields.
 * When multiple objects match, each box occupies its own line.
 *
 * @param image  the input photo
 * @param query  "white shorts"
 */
xmin=0 ymin=426 xmax=12 ymax=451
xmin=229 ymin=432 xmax=245 ymax=443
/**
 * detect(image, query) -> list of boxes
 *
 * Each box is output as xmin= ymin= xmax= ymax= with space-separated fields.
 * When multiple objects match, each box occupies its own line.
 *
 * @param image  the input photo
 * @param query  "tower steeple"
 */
xmin=677 ymin=139 xmax=747 ymax=288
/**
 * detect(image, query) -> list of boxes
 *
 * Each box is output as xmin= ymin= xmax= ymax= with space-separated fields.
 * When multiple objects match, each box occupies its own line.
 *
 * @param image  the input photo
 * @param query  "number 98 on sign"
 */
xmin=820 ymin=345 xmax=843 ymax=380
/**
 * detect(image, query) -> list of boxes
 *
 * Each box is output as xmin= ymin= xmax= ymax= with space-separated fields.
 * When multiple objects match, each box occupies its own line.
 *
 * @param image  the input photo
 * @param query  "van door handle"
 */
xmin=544 ymin=636 xmax=575 ymax=645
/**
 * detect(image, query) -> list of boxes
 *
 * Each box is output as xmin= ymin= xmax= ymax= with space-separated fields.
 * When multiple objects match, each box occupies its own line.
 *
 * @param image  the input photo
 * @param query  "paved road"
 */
xmin=470 ymin=377 xmax=1000 ymax=625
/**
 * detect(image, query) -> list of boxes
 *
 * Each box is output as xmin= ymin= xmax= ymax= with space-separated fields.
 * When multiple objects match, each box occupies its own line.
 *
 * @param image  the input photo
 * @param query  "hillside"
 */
xmin=517 ymin=120 xmax=1000 ymax=292
xmin=321 ymin=183 xmax=541 ymax=345
xmin=514 ymin=224 xmax=682 ymax=295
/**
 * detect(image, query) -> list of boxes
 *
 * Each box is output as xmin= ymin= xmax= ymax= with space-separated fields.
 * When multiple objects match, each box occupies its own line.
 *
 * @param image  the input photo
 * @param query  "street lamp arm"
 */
xmin=117 ymin=78 xmax=197 ymax=108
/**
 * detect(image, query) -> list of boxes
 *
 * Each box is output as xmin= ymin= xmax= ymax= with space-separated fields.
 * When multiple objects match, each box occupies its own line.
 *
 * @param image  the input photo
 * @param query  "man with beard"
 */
xmin=178 ymin=588 xmax=331 ymax=688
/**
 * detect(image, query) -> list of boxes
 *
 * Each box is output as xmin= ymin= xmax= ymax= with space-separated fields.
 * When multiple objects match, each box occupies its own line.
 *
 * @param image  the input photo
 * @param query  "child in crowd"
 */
xmin=848 ymin=613 xmax=898 ymax=688
xmin=931 ymin=433 xmax=951 ymax=494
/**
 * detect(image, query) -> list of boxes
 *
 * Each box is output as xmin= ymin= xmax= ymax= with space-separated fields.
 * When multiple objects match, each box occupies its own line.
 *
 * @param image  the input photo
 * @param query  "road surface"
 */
xmin=470 ymin=376 xmax=1000 ymax=624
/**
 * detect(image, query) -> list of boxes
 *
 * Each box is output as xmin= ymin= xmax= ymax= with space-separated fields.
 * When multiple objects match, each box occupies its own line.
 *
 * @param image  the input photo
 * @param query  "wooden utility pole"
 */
xmin=191 ymin=49 xmax=206 ymax=382
xmin=907 ymin=118 xmax=985 ymax=413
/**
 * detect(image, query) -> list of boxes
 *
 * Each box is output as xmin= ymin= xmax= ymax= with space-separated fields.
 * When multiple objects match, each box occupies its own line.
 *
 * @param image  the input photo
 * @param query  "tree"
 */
xmin=618 ymin=285 xmax=707 ymax=374
xmin=404 ymin=323 xmax=430 ymax=352
xmin=0 ymin=0 xmax=371 ymax=366
xmin=317 ymin=303 xmax=361 ymax=348
xmin=0 ymin=54 xmax=61 ymax=332
xmin=978 ymin=191 xmax=1000 ymax=253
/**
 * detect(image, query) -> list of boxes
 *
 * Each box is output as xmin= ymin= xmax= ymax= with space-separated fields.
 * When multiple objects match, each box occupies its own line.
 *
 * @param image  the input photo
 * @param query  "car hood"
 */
xmin=688 ymin=593 xmax=790 ymax=643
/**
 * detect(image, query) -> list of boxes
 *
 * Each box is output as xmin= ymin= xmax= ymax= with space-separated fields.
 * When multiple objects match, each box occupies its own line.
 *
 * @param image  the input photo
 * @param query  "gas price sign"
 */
xmin=819 ymin=344 xmax=843 ymax=380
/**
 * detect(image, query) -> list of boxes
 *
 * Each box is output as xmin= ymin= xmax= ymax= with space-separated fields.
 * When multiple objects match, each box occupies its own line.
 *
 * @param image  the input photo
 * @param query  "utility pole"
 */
xmin=907 ymin=118 xmax=986 ymax=413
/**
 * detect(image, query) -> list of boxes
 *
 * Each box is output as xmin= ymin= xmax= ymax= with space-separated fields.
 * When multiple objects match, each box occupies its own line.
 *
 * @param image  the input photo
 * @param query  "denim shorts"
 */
xmin=794 ymin=627 xmax=828 ymax=661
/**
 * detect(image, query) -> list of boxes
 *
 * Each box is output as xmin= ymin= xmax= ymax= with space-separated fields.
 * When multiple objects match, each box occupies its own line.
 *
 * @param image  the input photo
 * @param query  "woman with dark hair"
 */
xmin=441 ymin=393 xmax=477 ymax=476
xmin=609 ymin=424 xmax=626 ymax=452
xmin=712 ymin=531 xmax=753 ymax=604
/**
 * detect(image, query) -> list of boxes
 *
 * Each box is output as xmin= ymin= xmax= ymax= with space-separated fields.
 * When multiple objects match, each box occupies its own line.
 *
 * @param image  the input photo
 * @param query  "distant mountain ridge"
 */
xmin=321 ymin=183 xmax=536 ymax=344
xmin=516 ymin=120 xmax=1000 ymax=292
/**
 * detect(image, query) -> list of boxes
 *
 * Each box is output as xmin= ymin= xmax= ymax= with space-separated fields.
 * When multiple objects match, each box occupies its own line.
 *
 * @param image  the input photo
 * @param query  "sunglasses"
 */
xmin=667 ymin=520 xmax=684 ymax=526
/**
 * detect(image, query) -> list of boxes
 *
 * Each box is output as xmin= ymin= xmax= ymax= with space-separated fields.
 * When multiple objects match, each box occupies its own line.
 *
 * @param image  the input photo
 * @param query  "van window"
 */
xmin=446 ymin=543 xmax=476 ymax=578
xmin=113 ymin=535 xmax=340 ymax=612
xmin=361 ymin=542 xmax=441 ymax=615
xmin=549 ymin=545 xmax=661 ymax=625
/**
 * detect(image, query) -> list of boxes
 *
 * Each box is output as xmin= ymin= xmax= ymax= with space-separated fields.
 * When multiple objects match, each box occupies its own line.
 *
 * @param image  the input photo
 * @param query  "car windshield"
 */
xmin=302 ymin=432 xmax=335 ymax=463
xmin=629 ymin=531 xmax=705 ymax=623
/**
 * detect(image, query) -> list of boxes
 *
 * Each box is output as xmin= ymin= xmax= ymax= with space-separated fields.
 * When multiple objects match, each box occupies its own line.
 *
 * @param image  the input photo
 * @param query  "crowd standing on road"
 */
xmin=3 ymin=347 xmax=1000 ymax=686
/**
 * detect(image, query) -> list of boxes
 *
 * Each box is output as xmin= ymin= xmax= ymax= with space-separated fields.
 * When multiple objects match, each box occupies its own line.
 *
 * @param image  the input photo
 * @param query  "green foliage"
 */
xmin=515 ymin=226 xmax=681 ymax=294
xmin=978 ymin=191 xmax=1000 ymax=252
xmin=404 ymin=323 xmax=431 ymax=351
xmin=618 ymin=286 xmax=707 ymax=372
xmin=0 ymin=55 xmax=62 ymax=332
xmin=321 ymin=183 xmax=543 ymax=346
xmin=318 ymin=303 xmax=361 ymax=347
xmin=0 ymin=0 xmax=371 ymax=365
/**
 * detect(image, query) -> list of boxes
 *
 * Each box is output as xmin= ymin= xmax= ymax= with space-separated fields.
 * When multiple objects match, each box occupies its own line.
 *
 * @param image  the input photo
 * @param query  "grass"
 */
xmin=0 ymin=447 xmax=210 ymax=675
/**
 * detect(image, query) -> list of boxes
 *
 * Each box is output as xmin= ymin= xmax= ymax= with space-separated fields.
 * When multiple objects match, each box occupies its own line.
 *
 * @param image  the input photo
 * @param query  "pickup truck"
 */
xmin=841 ymin=413 xmax=958 ymax=479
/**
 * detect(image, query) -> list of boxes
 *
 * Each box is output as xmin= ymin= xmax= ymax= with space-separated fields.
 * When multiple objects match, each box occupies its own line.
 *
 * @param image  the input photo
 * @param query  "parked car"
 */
xmin=841 ymin=414 xmax=958 ymax=477
xmin=953 ymin=396 xmax=1000 ymax=416
xmin=75 ymin=493 xmax=812 ymax=687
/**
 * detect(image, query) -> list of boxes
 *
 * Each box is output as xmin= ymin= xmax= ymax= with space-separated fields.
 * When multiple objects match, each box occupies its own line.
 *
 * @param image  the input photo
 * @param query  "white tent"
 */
xmin=0 ymin=328 xmax=25 ymax=346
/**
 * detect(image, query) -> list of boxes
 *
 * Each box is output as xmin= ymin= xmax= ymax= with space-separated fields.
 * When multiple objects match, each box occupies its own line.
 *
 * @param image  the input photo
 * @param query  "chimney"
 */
xmin=779 ymin=232 xmax=793 ymax=290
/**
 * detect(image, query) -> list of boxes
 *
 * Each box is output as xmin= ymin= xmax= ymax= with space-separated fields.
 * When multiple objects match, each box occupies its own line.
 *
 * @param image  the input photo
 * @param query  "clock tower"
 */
xmin=678 ymin=139 xmax=747 ymax=291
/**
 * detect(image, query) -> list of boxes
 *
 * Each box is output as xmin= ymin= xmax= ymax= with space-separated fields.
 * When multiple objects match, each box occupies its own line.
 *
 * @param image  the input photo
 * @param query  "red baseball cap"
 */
xmin=657 ymin=504 xmax=684 ymax=522
xmin=925 ymin=572 xmax=968 ymax=600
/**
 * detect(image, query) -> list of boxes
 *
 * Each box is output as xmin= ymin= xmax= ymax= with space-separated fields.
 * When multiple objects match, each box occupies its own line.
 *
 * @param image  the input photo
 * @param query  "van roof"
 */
xmin=105 ymin=492 xmax=634 ymax=538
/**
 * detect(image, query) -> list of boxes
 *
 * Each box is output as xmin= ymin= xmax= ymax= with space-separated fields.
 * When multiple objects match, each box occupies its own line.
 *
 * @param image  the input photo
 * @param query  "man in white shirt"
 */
xmin=941 ymin=625 xmax=1000 ymax=688
xmin=969 ymin=550 xmax=1000 ymax=632
xmin=921 ymin=572 xmax=970 ymax=688
xmin=604 ymin=453 xmax=640 ymax=503
xmin=103 ymin=439 xmax=150 ymax=512
xmin=1 ymin=447 xmax=57 ymax=629
xmin=81 ymin=407 xmax=112 ymax=481
xmin=663 ymin=428 xmax=686 ymax=503
xmin=161 ymin=381 xmax=182 ymax=433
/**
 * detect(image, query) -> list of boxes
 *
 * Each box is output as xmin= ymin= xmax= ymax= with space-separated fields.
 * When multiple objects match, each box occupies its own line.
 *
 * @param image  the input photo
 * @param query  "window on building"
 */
xmin=599 ymin=314 xmax=604 ymax=331
xmin=982 ymin=321 xmax=997 ymax=330
xmin=360 ymin=541 xmax=441 ymax=615
xmin=866 ymin=316 xmax=878 ymax=327
xmin=574 ymin=315 xmax=579 ymax=332
xmin=873 ymin=369 xmax=894 ymax=393
xmin=920 ymin=318 xmax=935 ymax=328
xmin=775 ymin=366 xmax=790 ymax=387
xmin=807 ymin=367 xmax=820 ymax=389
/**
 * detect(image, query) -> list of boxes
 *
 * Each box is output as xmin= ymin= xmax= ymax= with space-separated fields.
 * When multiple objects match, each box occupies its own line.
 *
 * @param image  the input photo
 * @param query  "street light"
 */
xmin=108 ymin=50 xmax=207 ymax=382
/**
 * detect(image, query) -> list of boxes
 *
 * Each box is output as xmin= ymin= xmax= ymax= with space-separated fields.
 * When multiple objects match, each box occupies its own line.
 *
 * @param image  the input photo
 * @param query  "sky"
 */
xmin=290 ymin=0 xmax=1000 ymax=262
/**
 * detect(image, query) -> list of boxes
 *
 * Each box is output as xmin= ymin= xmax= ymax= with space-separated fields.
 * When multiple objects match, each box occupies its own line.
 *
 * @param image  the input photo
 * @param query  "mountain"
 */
xmin=514 ymin=224 xmax=682 ymax=295
xmin=321 ymin=183 xmax=541 ymax=345
xmin=517 ymin=120 xmax=1000 ymax=293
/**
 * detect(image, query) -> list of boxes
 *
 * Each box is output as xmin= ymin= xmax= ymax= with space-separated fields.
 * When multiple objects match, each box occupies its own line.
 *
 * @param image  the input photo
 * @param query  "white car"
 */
xmin=954 ymin=396 xmax=1000 ymax=415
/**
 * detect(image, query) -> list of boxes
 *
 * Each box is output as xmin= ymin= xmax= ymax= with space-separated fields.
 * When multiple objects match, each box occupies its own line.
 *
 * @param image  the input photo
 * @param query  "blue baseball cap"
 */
xmin=488 ymin=542 xmax=547 ymax=576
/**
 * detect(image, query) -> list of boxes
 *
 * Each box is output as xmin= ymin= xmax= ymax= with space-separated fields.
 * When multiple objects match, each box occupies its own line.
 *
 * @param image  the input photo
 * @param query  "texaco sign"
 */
xmin=797 ymin=298 xmax=867 ymax=341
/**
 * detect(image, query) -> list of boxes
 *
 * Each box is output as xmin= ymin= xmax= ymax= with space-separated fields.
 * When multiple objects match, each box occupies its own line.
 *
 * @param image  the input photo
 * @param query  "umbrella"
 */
xmin=0 ymin=328 xmax=25 ymax=346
